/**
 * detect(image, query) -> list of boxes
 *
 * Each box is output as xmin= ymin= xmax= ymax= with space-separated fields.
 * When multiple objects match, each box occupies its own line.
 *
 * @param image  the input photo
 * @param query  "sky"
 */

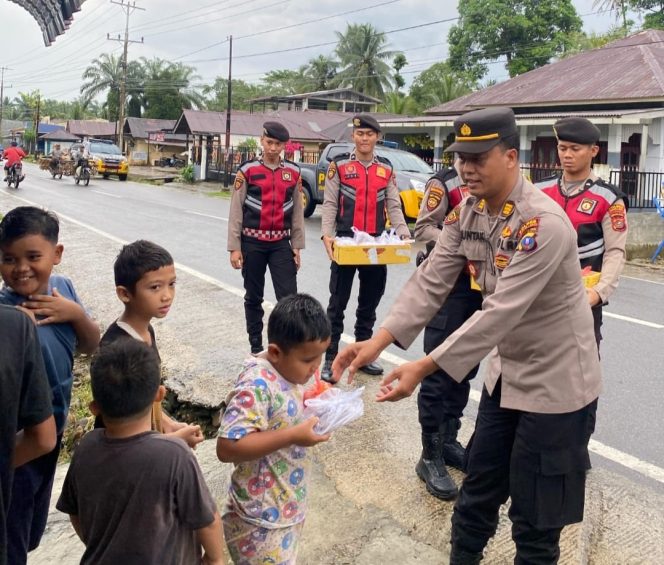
xmin=0 ymin=0 xmax=631 ymax=104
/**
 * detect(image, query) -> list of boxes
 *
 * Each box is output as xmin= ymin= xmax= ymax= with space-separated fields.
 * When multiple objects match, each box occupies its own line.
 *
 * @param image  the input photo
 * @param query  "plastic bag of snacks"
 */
xmin=303 ymin=386 xmax=365 ymax=435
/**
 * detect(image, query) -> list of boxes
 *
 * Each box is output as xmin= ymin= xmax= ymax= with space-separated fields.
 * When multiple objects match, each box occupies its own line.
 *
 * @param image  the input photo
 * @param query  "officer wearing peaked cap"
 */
xmin=228 ymin=121 xmax=304 ymax=354
xmin=332 ymin=107 xmax=602 ymax=564
xmin=320 ymin=113 xmax=410 ymax=381
xmin=536 ymin=116 xmax=628 ymax=352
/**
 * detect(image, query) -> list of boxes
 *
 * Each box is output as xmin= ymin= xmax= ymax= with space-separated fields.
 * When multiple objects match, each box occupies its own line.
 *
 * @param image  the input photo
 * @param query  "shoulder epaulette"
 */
xmin=591 ymin=177 xmax=629 ymax=210
xmin=283 ymin=159 xmax=301 ymax=171
xmin=376 ymin=155 xmax=393 ymax=167
xmin=332 ymin=152 xmax=351 ymax=163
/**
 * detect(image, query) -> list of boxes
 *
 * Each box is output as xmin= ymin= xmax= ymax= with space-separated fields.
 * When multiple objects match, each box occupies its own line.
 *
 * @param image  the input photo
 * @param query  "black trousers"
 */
xmin=418 ymin=290 xmax=483 ymax=433
xmin=241 ymin=237 xmax=297 ymax=350
xmin=451 ymin=380 xmax=597 ymax=564
xmin=326 ymin=262 xmax=387 ymax=358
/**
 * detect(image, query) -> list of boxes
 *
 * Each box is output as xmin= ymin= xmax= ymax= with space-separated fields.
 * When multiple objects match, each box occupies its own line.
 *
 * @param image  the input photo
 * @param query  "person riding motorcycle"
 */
xmin=49 ymin=144 xmax=63 ymax=171
xmin=71 ymin=144 xmax=89 ymax=178
xmin=3 ymin=141 xmax=26 ymax=181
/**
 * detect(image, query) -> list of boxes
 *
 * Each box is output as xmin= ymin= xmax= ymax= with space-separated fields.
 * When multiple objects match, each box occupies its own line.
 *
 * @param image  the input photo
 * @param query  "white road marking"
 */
xmin=2 ymin=189 xmax=663 ymax=485
xmin=621 ymin=274 xmax=664 ymax=286
xmin=91 ymin=190 xmax=122 ymax=199
xmin=604 ymin=312 xmax=664 ymax=329
xmin=186 ymin=210 xmax=228 ymax=222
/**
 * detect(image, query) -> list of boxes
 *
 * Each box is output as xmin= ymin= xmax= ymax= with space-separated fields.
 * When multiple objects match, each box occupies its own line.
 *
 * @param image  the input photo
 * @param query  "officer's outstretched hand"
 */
xmin=331 ymin=329 xmax=394 ymax=384
xmin=376 ymin=356 xmax=438 ymax=403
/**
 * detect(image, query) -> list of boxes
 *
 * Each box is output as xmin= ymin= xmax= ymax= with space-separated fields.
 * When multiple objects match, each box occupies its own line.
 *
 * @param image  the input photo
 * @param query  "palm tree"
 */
xmin=304 ymin=55 xmax=339 ymax=91
xmin=420 ymin=75 xmax=473 ymax=109
xmin=380 ymin=92 xmax=417 ymax=115
xmin=593 ymin=0 xmax=630 ymax=34
xmin=334 ymin=23 xmax=396 ymax=98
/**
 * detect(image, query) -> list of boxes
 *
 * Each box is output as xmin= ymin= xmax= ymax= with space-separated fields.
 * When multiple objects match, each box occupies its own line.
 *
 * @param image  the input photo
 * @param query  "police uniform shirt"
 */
xmin=321 ymin=152 xmax=410 ymax=239
xmin=227 ymin=159 xmax=305 ymax=252
xmin=381 ymin=175 xmax=602 ymax=414
xmin=559 ymin=173 xmax=628 ymax=302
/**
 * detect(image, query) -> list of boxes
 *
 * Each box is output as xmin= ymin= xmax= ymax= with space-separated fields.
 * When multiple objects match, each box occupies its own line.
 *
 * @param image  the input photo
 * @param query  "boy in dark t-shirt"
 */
xmin=0 ymin=206 xmax=100 ymax=564
xmin=57 ymin=340 xmax=226 ymax=565
xmin=98 ymin=240 xmax=203 ymax=447
xmin=0 ymin=306 xmax=56 ymax=565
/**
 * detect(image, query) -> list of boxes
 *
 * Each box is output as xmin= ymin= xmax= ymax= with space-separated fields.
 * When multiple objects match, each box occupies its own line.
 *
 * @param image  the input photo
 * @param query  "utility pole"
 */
xmin=0 ymin=66 xmax=11 ymax=146
xmin=224 ymin=35 xmax=232 ymax=187
xmin=34 ymin=92 xmax=41 ymax=154
xmin=108 ymin=0 xmax=144 ymax=152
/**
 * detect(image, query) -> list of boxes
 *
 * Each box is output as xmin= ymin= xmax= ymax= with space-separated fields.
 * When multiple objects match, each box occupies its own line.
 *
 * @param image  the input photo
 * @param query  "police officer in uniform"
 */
xmin=413 ymin=164 xmax=483 ymax=500
xmin=536 ymin=117 xmax=628 ymax=351
xmin=332 ymin=108 xmax=602 ymax=564
xmin=227 ymin=121 xmax=304 ymax=354
xmin=320 ymin=114 xmax=410 ymax=381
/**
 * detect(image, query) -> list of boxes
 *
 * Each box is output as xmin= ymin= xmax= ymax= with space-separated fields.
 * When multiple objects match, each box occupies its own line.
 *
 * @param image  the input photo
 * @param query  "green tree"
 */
xmin=12 ymin=91 xmax=40 ymax=120
xmin=392 ymin=53 xmax=407 ymax=93
xmin=409 ymin=62 xmax=477 ymax=111
xmin=203 ymin=78 xmax=268 ymax=111
xmin=80 ymin=53 xmax=143 ymax=120
xmin=303 ymin=55 xmax=339 ymax=91
xmin=379 ymin=92 xmax=417 ymax=114
xmin=334 ymin=23 xmax=396 ymax=97
xmin=630 ymin=0 xmax=664 ymax=29
xmin=448 ymin=0 xmax=583 ymax=79
xmin=261 ymin=68 xmax=308 ymax=95
xmin=140 ymin=58 xmax=204 ymax=119
xmin=593 ymin=0 xmax=631 ymax=33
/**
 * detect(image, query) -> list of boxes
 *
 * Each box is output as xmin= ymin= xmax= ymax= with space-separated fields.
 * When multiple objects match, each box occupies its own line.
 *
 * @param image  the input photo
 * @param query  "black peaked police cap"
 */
xmin=446 ymin=107 xmax=518 ymax=154
xmin=262 ymin=121 xmax=290 ymax=142
xmin=352 ymin=114 xmax=381 ymax=133
xmin=553 ymin=117 xmax=601 ymax=145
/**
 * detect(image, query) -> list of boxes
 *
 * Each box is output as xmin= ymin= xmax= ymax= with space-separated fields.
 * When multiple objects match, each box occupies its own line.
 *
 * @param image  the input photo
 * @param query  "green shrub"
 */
xmin=180 ymin=164 xmax=195 ymax=184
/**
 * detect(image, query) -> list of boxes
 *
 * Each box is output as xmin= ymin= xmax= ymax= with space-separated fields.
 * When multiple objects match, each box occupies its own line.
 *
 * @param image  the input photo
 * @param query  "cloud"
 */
xmin=0 ymin=0 xmax=618 ymax=102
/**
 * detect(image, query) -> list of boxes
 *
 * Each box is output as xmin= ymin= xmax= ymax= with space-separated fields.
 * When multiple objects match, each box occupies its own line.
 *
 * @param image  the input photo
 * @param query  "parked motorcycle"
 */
xmin=74 ymin=158 xmax=91 ymax=186
xmin=6 ymin=162 xmax=23 ymax=189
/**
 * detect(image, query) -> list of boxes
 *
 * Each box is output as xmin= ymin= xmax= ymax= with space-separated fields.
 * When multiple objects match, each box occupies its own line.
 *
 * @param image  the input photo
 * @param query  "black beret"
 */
xmin=352 ymin=114 xmax=381 ymax=133
xmin=262 ymin=121 xmax=289 ymax=142
xmin=553 ymin=118 xmax=600 ymax=145
xmin=446 ymin=107 xmax=518 ymax=154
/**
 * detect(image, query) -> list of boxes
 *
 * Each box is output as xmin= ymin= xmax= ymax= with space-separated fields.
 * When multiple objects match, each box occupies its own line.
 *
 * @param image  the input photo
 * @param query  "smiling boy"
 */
xmin=0 ymin=206 xmax=100 ymax=564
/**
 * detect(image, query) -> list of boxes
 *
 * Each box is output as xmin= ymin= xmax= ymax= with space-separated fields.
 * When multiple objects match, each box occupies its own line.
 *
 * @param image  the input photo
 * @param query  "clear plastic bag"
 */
xmin=303 ymin=387 xmax=365 ymax=435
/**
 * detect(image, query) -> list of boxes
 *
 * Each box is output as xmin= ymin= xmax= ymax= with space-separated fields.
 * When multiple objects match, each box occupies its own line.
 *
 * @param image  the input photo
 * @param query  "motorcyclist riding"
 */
xmin=3 ymin=141 xmax=26 ymax=181
xmin=49 ymin=143 xmax=63 ymax=170
xmin=71 ymin=143 xmax=89 ymax=178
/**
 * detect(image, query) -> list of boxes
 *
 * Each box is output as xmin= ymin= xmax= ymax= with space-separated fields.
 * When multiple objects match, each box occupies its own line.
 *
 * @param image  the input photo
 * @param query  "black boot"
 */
xmin=415 ymin=432 xmax=458 ymax=500
xmin=449 ymin=545 xmax=483 ymax=565
xmin=320 ymin=359 xmax=334 ymax=383
xmin=442 ymin=418 xmax=466 ymax=471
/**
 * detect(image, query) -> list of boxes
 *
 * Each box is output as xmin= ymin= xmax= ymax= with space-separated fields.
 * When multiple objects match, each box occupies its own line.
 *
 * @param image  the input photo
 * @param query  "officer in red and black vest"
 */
xmin=227 ymin=121 xmax=304 ymax=354
xmin=412 ymin=163 xmax=483 ymax=500
xmin=536 ymin=117 xmax=628 ymax=351
xmin=320 ymin=114 xmax=410 ymax=381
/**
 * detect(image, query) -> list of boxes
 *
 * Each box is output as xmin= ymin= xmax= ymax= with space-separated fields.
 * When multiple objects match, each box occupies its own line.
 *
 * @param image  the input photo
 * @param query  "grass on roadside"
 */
xmin=60 ymin=356 xmax=94 ymax=463
xmin=206 ymin=190 xmax=231 ymax=199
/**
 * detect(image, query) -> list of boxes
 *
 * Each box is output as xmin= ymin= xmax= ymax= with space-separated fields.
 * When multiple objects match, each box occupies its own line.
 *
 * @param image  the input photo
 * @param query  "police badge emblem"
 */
xmin=577 ymin=198 xmax=597 ymax=215
xmin=282 ymin=170 xmax=292 ymax=181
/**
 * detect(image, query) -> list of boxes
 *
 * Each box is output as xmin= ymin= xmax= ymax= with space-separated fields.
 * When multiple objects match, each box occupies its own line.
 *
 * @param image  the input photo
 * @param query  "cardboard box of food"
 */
xmin=582 ymin=270 xmax=601 ymax=288
xmin=333 ymin=243 xmax=411 ymax=265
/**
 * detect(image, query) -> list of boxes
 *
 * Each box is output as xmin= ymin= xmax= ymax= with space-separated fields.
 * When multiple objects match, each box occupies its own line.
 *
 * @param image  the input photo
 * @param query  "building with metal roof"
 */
xmin=375 ymin=30 xmax=664 ymax=207
xmin=248 ymin=88 xmax=382 ymax=113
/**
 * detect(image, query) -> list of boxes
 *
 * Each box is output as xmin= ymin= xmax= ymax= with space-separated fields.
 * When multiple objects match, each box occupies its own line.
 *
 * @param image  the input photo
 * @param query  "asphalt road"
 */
xmin=4 ymin=163 xmax=663 ymax=494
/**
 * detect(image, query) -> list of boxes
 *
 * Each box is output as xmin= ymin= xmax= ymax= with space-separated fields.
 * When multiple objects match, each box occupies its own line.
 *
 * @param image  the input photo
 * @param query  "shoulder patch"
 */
xmin=516 ymin=217 xmax=540 ymax=253
xmin=426 ymin=186 xmax=444 ymax=212
xmin=517 ymin=217 xmax=540 ymax=239
xmin=608 ymin=202 xmax=627 ymax=232
xmin=327 ymin=161 xmax=337 ymax=180
xmin=234 ymin=170 xmax=246 ymax=190
xmin=444 ymin=205 xmax=461 ymax=225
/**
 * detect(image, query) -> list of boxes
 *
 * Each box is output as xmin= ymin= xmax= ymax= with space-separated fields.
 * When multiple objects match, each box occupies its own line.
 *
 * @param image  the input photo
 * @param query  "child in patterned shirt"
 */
xmin=217 ymin=293 xmax=331 ymax=564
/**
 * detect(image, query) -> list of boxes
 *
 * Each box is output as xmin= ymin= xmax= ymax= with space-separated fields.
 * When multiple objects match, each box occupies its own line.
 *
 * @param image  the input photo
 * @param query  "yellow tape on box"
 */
xmin=333 ymin=243 xmax=411 ymax=265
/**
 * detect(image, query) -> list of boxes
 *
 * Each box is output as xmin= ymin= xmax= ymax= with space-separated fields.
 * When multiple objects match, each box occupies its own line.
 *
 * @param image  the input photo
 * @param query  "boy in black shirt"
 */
xmin=98 ymin=240 xmax=203 ymax=447
xmin=57 ymin=340 xmax=225 ymax=565
xmin=0 ymin=306 xmax=56 ymax=565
